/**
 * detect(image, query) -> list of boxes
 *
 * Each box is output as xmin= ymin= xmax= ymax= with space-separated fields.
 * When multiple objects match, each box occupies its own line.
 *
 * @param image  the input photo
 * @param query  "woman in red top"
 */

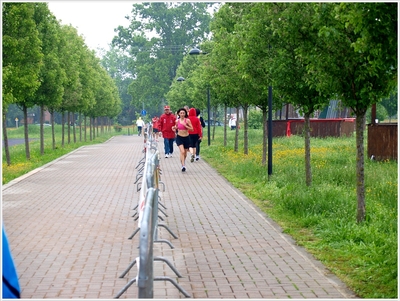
xmin=188 ymin=108 xmax=202 ymax=162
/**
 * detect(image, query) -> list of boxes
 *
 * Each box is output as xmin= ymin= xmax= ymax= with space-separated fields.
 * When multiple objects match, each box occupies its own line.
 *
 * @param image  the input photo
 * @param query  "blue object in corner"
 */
xmin=2 ymin=227 xmax=21 ymax=298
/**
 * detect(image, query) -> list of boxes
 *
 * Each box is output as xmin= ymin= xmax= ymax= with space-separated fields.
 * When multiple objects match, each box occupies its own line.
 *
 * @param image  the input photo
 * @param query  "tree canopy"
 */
xmin=2 ymin=2 xmax=122 ymax=161
xmin=112 ymin=2 xmax=214 ymax=117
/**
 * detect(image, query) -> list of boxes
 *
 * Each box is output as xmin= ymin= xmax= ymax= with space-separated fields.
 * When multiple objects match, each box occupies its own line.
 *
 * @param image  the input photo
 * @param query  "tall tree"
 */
xmin=165 ymin=50 xmax=205 ymax=110
xmin=233 ymin=3 xmax=276 ymax=164
xmin=101 ymin=47 xmax=134 ymax=125
xmin=303 ymin=3 xmax=397 ymax=222
xmin=92 ymin=65 xmax=122 ymax=125
xmin=2 ymin=2 xmax=43 ymax=161
xmin=269 ymin=3 xmax=330 ymax=185
xmin=54 ymin=25 xmax=83 ymax=147
xmin=84 ymin=53 xmax=121 ymax=138
xmin=113 ymin=2 xmax=213 ymax=117
xmin=28 ymin=3 xmax=66 ymax=155
xmin=210 ymin=3 xmax=256 ymax=153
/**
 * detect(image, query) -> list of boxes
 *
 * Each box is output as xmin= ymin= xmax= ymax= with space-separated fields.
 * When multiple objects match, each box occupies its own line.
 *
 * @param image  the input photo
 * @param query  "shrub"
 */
xmin=248 ymin=109 xmax=263 ymax=129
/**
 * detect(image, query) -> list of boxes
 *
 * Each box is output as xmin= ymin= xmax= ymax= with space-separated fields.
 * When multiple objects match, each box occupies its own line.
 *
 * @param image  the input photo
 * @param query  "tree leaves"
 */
xmin=112 ymin=2 xmax=213 ymax=117
xmin=3 ymin=3 xmax=43 ymax=107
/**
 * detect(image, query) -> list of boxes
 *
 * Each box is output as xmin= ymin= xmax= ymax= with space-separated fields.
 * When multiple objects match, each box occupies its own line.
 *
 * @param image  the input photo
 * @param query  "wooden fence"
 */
xmin=367 ymin=123 xmax=398 ymax=161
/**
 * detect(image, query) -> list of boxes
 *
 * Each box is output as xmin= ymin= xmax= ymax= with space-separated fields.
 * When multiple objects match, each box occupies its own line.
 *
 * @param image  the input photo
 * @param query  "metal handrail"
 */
xmin=116 ymin=124 xmax=190 ymax=298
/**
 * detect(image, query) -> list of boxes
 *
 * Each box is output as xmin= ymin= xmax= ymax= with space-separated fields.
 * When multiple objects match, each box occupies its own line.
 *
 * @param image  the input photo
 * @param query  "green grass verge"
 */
xmin=200 ymin=127 xmax=397 ymax=298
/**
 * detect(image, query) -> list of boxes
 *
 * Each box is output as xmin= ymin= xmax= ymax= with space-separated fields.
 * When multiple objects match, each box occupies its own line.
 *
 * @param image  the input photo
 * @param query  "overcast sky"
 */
xmin=48 ymin=1 xmax=134 ymax=52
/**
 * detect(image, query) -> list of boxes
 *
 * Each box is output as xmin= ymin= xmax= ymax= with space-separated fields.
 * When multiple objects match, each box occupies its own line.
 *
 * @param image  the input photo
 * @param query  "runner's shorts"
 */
xmin=189 ymin=134 xmax=199 ymax=148
xmin=176 ymin=135 xmax=190 ymax=149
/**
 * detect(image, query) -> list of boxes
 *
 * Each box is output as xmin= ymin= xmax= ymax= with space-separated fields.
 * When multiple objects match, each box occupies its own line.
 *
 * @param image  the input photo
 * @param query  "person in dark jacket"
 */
xmin=195 ymin=108 xmax=205 ymax=161
xmin=188 ymin=108 xmax=203 ymax=162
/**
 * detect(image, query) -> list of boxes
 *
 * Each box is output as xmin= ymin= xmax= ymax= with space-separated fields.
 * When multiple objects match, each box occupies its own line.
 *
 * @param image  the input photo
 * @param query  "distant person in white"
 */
xmin=229 ymin=116 xmax=236 ymax=130
xmin=136 ymin=117 xmax=145 ymax=136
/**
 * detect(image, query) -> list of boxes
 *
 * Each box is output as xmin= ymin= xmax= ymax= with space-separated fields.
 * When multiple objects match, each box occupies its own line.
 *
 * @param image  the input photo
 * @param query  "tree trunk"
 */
xmin=79 ymin=113 xmax=82 ymax=142
xmin=40 ymin=105 xmax=44 ymax=155
xmin=234 ymin=106 xmax=239 ymax=152
xmin=243 ymin=105 xmax=248 ymax=155
xmin=3 ymin=111 xmax=11 ymax=166
xmin=23 ymin=106 xmax=30 ymax=160
xmin=223 ymin=105 xmax=227 ymax=147
xmin=262 ymin=108 xmax=267 ymax=166
xmin=286 ymin=103 xmax=289 ymax=120
xmin=356 ymin=113 xmax=366 ymax=223
xmin=61 ymin=112 xmax=65 ymax=147
xmin=90 ymin=117 xmax=93 ymax=141
xmin=72 ymin=112 xmax=76 ymax=143
xmin=371 ymin=103 xmax=377 ymax=124
xmin=67 ymin=112 xmax=71 ymax=144
xmin=212 ymin=108 xmax=217 ymax=140
xmin=304 ymin=112 xmax=312 ymax=186
xmin=51 ymin=110 xmax=56 ymax=150
xmin=84 ymin=115 xmax=87 ymax=142
xmin=93 ymin=117 xmax=96 ymax=139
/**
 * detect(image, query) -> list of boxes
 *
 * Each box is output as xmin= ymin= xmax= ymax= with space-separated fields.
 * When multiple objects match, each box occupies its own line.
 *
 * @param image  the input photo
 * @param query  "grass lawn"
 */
xmin=200 ymin=126 xmax=397 ymax=298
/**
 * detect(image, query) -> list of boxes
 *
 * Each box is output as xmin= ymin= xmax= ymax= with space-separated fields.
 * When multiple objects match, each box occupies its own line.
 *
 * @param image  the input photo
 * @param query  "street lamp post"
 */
xmin=206 ymin=87 xmax=211 ymax=146
xmin=267 ymin=44 xmax=273 ymax=178
xmin=189 ymin=47 xmax=211 ymax=146
xmin=268 ymin=85 xmax=273 ymax=177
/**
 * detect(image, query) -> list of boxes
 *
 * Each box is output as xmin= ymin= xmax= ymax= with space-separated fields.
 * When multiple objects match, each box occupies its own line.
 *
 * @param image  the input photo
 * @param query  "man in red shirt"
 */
xmin=159 ymin=105 xmax=176 ymax=158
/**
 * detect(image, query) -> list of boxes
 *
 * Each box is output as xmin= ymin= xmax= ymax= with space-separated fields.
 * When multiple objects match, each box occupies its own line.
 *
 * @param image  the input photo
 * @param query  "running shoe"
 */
xmin=190 ymin=155 xmax=195 ymax=162
xmin=181 ymin=166 xmax=186 ymax=172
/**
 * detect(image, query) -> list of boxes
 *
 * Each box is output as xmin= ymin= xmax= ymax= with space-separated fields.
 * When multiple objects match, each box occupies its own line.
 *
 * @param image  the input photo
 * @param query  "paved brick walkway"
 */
xmin=2 ymin=135 xmax=356 ymax=299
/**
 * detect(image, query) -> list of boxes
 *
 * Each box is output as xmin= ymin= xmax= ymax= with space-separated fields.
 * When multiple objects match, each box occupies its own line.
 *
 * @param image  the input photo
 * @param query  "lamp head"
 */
xmin=189 ymin=47 xmax=201 ymax=55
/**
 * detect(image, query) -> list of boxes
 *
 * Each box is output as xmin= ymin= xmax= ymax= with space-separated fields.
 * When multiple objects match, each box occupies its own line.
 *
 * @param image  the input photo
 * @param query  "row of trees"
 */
xmin=164 ymin=3 xmax=397 ymax=222
xmin=2 ymin=2 xmax=122 ymax=164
